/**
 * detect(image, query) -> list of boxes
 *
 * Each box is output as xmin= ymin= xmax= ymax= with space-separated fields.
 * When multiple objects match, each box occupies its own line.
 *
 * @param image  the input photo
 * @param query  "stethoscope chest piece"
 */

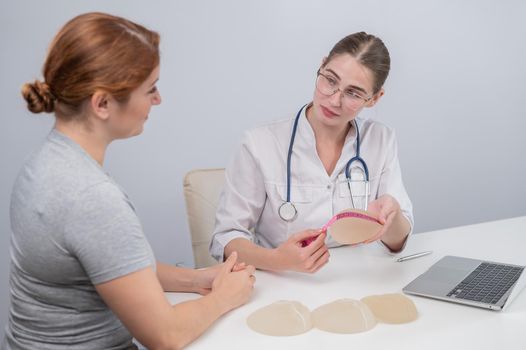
xmin=278 ymin=201 xmax=298 ymax=222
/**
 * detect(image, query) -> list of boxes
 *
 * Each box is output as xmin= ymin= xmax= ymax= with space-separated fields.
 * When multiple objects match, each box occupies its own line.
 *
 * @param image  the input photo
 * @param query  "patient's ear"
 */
xmin=90 ymin=91 xmax=112 ymax=121
xmin=366 ymin=88 xmax=384 ymax=108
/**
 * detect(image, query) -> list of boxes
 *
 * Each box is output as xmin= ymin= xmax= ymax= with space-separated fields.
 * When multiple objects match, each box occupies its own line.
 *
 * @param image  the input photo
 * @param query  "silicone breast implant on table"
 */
xmin=361 ymin=293 xmax=418 ymax=324
xmin=311 ymin=299 xmax=377 ymax=334
xmin=246 ymin=301 xmax=312 ymax=336
xmin=246 ymin=295 xmax=419 ymax=336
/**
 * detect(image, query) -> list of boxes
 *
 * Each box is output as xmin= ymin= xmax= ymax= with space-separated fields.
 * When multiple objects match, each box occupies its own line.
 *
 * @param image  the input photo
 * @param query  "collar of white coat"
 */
xmin=297 ymin=102 xmax=359 ymax=155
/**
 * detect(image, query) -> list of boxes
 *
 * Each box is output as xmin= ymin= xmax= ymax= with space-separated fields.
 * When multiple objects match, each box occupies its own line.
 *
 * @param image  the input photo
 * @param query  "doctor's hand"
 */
xmin=210 ymin=252 xmax=256 ymax=314
xmin=365 ymin=194 xmax=401 ymax=243
xmin=273 ymin=230 xmax=330 ymax=273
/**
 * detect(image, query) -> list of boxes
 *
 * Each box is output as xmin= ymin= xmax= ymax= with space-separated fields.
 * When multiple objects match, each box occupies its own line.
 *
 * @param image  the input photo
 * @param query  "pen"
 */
xmin=396 ymin=251 xmax=433 ymax=262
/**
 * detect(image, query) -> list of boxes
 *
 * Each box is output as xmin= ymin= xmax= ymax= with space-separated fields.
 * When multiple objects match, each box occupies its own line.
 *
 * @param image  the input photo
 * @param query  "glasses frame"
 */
xmin=315 ymin=69 xmax=373 ymax=108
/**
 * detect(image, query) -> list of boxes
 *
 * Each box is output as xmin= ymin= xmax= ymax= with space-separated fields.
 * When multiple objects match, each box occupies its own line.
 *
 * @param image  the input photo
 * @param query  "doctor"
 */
xmin=210 ymin=32 xmax=413 ymax=273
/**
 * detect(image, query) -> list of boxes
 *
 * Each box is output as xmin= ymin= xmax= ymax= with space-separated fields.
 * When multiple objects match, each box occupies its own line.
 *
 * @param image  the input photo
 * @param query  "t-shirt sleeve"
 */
xmin=63 ymin=181 xmax=155 ymax=285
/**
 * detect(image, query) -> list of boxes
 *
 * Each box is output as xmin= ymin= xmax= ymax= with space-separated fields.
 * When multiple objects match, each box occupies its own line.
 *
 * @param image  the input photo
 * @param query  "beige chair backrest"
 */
xmin=183 ymin=168 xmax=225 ymax=268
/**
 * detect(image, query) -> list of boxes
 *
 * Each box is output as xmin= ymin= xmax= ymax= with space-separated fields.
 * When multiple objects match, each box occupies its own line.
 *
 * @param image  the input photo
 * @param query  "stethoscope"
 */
xmin=277 ymin=104 xmax=370 ymax=222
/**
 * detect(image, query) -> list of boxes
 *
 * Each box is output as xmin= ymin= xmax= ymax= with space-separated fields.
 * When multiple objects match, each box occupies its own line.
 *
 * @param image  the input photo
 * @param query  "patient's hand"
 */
xmin=194 ymin=260 xmax=250 ymax=295
xmin=210 ymin=252 xmax=255 ymax=313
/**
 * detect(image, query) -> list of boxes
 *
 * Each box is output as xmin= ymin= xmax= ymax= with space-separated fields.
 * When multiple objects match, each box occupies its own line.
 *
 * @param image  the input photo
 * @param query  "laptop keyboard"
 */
xmin=446 ymin=262 xmax=524 ymax=305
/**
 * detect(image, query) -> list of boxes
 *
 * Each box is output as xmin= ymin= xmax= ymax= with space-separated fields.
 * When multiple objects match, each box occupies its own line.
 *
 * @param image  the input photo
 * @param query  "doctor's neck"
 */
xmin=305 ymin=106 xmax=351 ymax=146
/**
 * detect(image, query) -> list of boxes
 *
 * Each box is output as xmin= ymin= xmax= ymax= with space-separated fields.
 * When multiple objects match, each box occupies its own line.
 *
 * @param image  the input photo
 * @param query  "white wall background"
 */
xmin=1 ymin=0 xmax=525 ymax=331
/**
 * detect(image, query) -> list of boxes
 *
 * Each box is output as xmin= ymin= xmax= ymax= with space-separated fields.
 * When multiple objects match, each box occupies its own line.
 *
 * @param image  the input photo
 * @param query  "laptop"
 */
xmin=403 ymin=255 xmax=526 ymax=311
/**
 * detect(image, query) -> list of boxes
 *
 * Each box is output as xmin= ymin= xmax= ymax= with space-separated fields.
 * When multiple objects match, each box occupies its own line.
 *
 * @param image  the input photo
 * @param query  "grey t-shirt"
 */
xmin=2 ymin=129 xmax=156 ymax=349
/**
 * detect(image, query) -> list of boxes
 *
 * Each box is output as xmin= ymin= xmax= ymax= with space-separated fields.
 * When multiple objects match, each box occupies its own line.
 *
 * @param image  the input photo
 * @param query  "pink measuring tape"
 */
xmin=321 ymin=211 xmax=380 ymax=231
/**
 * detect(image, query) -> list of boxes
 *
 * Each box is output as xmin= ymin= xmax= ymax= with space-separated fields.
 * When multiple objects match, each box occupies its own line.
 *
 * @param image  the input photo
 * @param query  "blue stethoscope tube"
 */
xmin=278 ymin=104 xmax=370 ymax=222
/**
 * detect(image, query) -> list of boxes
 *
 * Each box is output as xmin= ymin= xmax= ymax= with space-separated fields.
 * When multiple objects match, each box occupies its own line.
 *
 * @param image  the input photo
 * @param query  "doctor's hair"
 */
xmin=21 ymin=12 xmax=160 ymax=118
xmin=323 ymin=32 xmax=390 ymax=95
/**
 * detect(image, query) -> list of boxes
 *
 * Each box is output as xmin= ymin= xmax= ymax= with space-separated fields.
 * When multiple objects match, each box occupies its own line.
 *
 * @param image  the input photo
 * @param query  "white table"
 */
xmin=166 ymin=216 xmax=526 ymax=350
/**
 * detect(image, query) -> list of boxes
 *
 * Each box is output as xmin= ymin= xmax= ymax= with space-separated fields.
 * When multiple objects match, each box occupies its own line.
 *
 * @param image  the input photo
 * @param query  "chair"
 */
xmin=183 ymin=168 xmax=225 ymax=268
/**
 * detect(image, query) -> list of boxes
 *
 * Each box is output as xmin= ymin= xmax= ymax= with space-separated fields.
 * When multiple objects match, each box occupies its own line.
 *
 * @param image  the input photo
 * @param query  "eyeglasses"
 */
xmin=315 ymin=70 xmax=372 ymax=109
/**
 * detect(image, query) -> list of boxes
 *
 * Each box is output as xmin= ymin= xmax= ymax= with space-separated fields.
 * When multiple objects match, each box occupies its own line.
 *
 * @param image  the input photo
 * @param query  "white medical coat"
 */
xmin=210 ymin=105 xmax=414 ymax=261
